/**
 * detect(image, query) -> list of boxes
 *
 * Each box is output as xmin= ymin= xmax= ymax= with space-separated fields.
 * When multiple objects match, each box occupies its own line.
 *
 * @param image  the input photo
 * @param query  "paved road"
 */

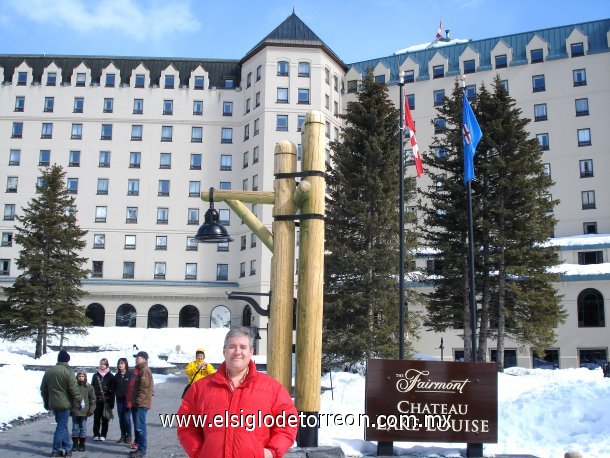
xmin=0 ymin=375 xmax=189 ymax=457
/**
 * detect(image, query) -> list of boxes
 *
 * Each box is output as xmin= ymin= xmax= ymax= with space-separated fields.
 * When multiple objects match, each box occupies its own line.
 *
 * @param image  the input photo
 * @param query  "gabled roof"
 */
xmin=241 ymin=12 xmax=347 ymax=70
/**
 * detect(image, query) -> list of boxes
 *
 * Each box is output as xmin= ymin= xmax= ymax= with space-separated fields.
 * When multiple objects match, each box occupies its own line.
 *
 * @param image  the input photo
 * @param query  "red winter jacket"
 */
xmin=177 ymin=360 xmax=298 ymax=458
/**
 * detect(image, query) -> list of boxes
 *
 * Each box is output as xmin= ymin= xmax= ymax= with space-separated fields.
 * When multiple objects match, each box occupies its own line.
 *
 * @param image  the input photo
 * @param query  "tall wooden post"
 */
xmin=268 ymin=141 xmax=297 ymax=391
xmin=295 ymin=111 xmax=325 ymax=446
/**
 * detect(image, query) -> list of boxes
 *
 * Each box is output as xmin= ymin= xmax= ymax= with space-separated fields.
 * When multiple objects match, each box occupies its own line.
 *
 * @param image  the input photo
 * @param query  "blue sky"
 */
xmin=0 ymin=0 xmax=608 ymax=64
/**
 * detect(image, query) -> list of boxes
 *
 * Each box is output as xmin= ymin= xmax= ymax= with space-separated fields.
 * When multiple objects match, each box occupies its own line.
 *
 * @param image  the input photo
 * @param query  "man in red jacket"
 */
xmin=177 ymin=327 xmax=298 ymax=458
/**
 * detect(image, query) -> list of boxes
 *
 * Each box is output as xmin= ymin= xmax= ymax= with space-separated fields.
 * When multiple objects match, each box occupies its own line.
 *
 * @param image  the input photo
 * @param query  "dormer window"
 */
xmin=530 ymin=48 xmax=543 ymax=63
xmin=105 ymin=73 xmax=116 ymax=87
xmin=165 ymin=74 xmax=175 ymax=89
xmin=224 ymin=78 xmax=234 ymax=89
xmin=433 ymin=65 xmax=444 ymax=79
xmin=463 ymin=59 xmax=476 ymax=74
xmin=76 ymin=73 xmax=86 ymax=87
xmin=135 ymin=74 xmax=145 ymax=88
xmin=194 ymin=75 xmax=204 ymax=90
xmin=17 ymin=72 xmax=28 ymax=86
xmin=571 ymin=42 xmax=584 ymax=57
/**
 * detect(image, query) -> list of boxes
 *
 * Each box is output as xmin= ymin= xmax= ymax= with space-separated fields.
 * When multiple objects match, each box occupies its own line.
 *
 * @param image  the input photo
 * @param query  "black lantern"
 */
xmin=195 ymin=188 xmax=233 ymax=243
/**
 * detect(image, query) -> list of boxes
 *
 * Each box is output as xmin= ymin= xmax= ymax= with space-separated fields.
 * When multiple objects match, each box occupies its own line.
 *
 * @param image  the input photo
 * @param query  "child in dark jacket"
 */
xmin=71 ymin=369 xmax=95 ymax=451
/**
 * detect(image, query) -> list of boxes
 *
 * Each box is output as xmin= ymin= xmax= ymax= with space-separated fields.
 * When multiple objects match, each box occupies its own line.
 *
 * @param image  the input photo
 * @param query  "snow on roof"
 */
xmin=395 ymin=38 xmax=469 ymax=54
xmin=547 ymin=234 xmax=610 ymax=247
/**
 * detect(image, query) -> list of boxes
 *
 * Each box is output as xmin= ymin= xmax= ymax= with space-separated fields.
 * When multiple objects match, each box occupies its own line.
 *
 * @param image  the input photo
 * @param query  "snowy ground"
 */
xmin=1 ymin=327 xmax=609 ymax=457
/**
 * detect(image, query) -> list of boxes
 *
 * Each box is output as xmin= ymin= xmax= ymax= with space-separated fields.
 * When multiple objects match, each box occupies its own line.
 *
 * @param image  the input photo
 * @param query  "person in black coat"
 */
xmin=113 ymin=357 xmax=135 ymax=443
xmin=91 ymin=358 xmax=115 ymax=441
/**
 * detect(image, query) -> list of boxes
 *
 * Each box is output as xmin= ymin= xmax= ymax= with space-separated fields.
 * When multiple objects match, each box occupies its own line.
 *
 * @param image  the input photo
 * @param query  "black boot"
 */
xmin=78 ymin=437 xmax=86 ymax=452
xmin=72 ymin=437 xmax=78 ymax=452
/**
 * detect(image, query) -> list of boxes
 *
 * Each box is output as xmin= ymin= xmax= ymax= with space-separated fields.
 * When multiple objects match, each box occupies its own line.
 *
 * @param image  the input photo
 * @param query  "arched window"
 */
xmin=179 ymin=305 xmax=199 ymax=328
xmin=116 ymin=303 xmax=136 ymax=327
xmin=211 ymin=305 xmax=231 ymax=328
xmin=85 ymin=303 xmax=105 ymax=326
xmin=577 ymin=288 xmax=605 ymax=327
xmin=148 ymin=304 xmax=168 ymax=328
xmin=242 ymin=305 xmax=252 ymax=326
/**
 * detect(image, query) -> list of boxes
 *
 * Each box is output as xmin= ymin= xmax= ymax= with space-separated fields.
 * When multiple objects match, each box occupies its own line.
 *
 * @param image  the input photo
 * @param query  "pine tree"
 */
xmin=323 ymin=69 xmax=419 ymax=370
xmin=420 ymin=77 xmax=565 ymax=365
xmin=0 ymin=165 xmax=90 ymax=358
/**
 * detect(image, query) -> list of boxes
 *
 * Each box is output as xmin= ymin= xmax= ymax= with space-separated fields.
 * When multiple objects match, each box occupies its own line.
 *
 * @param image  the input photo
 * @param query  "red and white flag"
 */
xmin=404 ymin=95 xmax=424 ymax=177
xmin=436 ymin=20 xmax=442 ymax=39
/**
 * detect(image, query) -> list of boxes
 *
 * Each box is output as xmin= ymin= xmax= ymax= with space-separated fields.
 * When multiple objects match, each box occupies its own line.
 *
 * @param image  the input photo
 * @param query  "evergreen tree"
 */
xmin=0 ymin=165 xmax=90 ymax=358
xmin=323 ymin=69 xmax=419 ymax=370
xmin=420 ymin=77 xmax=565 ymax=365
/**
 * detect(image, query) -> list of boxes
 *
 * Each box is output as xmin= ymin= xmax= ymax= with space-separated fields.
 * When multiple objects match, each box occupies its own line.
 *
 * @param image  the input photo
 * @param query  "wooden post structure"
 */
xmin=295 ymin=111 xmax=326 ymax=446
xmin=268 ymin=141 xmax=297 ymax=390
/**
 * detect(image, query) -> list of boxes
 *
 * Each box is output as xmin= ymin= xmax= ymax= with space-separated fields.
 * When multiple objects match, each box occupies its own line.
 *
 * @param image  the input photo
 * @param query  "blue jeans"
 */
xmin=52 ymin=409 xmax=71 ymax=452
xmin=116 ymin=398 xmax=132 ymax=438
xmin=133 ymin=406 xmax=148 ymax=453
xmin=71 ymin=416 xmax=87 ymax=437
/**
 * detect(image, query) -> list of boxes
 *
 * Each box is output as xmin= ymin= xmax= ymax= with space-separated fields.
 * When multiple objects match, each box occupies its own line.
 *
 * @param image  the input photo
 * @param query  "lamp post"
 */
xmin=398 ymin=70 xmax=406 ymax=360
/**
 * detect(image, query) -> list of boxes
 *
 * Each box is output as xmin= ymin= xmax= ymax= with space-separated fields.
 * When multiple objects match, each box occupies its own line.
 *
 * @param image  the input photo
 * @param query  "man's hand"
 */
xmin=264 ymin=448 xmax=273 ymax=458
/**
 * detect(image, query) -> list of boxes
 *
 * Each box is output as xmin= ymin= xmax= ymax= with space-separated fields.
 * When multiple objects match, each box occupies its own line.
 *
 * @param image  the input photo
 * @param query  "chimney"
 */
xmin=444 ymin=29 xmax=451 ymax=41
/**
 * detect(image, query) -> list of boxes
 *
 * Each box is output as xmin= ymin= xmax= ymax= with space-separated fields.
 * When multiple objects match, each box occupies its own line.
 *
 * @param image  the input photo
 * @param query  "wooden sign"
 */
xmin=365 ymin=359 xmax=497 ymax=443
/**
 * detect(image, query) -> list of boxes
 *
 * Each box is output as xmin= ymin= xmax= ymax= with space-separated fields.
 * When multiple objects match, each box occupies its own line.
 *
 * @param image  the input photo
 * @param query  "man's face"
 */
xmin=223 ymin=335 xmax=253 ymax=374
xmin=77 ymin=374 xmax=86 ymax=382
xmin=196 ymin=353 xmax=204 ymax=361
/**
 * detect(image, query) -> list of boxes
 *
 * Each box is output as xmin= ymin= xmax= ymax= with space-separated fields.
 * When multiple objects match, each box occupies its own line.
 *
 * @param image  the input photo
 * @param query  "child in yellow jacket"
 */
xmin=184 ymin=348 xmax=216 ymax=385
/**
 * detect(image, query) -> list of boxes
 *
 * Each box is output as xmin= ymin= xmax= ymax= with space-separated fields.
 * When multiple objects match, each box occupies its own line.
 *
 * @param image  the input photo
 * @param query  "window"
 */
xmin=12 ymin=122 xmax=23 ymax=138
xmin=133 ymin=99 xmax=143 ymax=114
xmin=193 ymin=100 xmax=203 ymax=115
xmin=127 ymin=179 xmax=140 ymax=196
xmin=256 ymin=65 xmax=262 ymax=81
xmin=97 ymin=178 xmax=109 ymax=195
xmin=126 ymin=207 xmax=138 ymax=223
xmin=163 ymin=99 xmax=173 ymax=115
xmin=277 ymin=61 xmax=289 ymax=76
xmin=239 ymin=262 xmax=246 ymax=277
xmin=245 ymin=98 xmax=251 ymax=114
xmin=463 ymin=59 xmax=475 ymax=74
xmin=402 ymin=70 xmax=414 ymax=84
xmin=190 ymin=153 xmax=202 ymax=170
xmin=101 ymin=124 xmax=112 ymax=140
xmin=0 ymin=259 xmax=10 ymax=276
xmin=189 ymin=181 xmax=201 ymax=197
xmin=131 ymin=125 xmax=143 ymax=141
xmin=536 ymin=133 xmax=549 ymax=150
xmin=252 ymin=174 xmax=259 ymax=191
xmin=543 ymin=163 xmax=551 ymax=177
xmin=575 ymin=98 xmax=589 ymax=116
xmin=164 ymin=74 xmax=175 ymax=89
xmin=334 ymin=101 xmax=339 ymax=115
xmin=244 ymin=124 xmax=250 ymax=141
xmin=276 ymin=115 xmax=288 ymax=131
xmin=243 ymin=151 xmax=249 ymax=168
xmin=129 ymin=152 xmax=141 ymax=168
xmin=2 ymin=232 xmax=14 ymax=247
xmin=69 ymin=123 xmax=82 ymax=140
xmin=577 ymin=128 xmax=591 ymax=146
xmin=154 ymin=262 xmax=166 ymax=279
xmin=17 ymin=71 xmax=27 ymax=85
xmin=580 ymin=159 xmax=593 ymax=178
xmin=583 ymin=222 xmax=597 ymax=235
xmin=158 ymin=180 xmax=170 ymax=196
xmin=103 ymin=98 xmax=113 ymax=113
xmin=530 ymin=48 xmax=543 ymax=63
xmin=72 ymin=97 xmax=84 ymax=113
xmin=219 ymin=181 xmax=231 ymax=190
xmin=250 ymin=260 xmax=256 ymax=276
xmin=578 ymin=251 xmax=603 ymax=265
xmin=253 ymin=146 xmax=259 ymax=164
xmin=220 ymin=155 xmax=232 ymax=171
xmin=251 ymin=233 xmax=257 ymax=248
xmin=324 ymin=68 xmax=330 ymax=84
xmin=76 ymin=72 xmax=86 ymax=86
xmin=534 ymin=103 xmax=547 ymax=121
xmin=4 ymin=204 xmax=16 ymax=221
xmin=573 ymin=68 xmax=587 ymax=86
xmin=223 ymin=78 xmax=234 ymax=89
xmin=246 ymin=72 xmax=252 ymax=88
xmin=9 ymin=149 xmax=21 ymax=166
xmin=216 ymin=264 xmax=228 ymax=281
xmin=277 ymin=88 xmax=289 ymax=103
xmin=325 ymin=121 xmax=330 ymax=138
xmin=465 ymin=84 xmax=476 ymax=101
xmin=157 ymin=208 xmax=169 ymax=224
xmin=188 ymin=208 xmax=199 ymax=225
xmin=95 ymin=206 xmax=107 ymax=223
xmin=406 ymin=94 xmax=415 ymax=110
xmin=495 ymin=54 xmax=507 ymax=68
xmin=186 ymin=236 xmax=197 ymax=251
xmin=123 ymin=262 xmax=135 ymax=279
xmin=499 ymin=79 xmax=509 ymax=94
xmin=185 ymin=263 xmax=197 ymax=280
xmin=219 ymin=209 xmax=230 ymax=225
xmin=579 ymin=349 xmax=607 ymax=369
xmin=532 ymin=75 xmax=545 ymax=92
xmin=155 ymin=236 xmax=167 ymax=250
xmin=374 ymin=74 xmax=385 ymax=83
xmin=221 ymin=128 xmax=233 ymax=143
xmin=239 ymin=236 xmax=247 ymax=251
xmin=434 ymin=118 xmax=446 ymax=134
xmin=135 ymin=74 xmax=145 ymax=88
xmin=41 ymin=123 xmax=53 ymax=139
xmin=571 ymin=42 xmax=584 ymax=57
xmin=14 ymin=96 xmax=25 ymax=112
xmin=254 ymin=118 xmax=260 ymax=135
xmin=581 ymin=191 xmax=595 ymax=210
xmin=99 ymin=151 xmax=111 ymax=167
xmin=105 ymin=73 xmax=115 ymax=87
xmin=433 ymin=89 xmax=444 ymax=106
xmin=66 ymin=178 xmax=78 ymax=194
xmin=297 ymin=115 xmax=306 ymax=132
xmin=255 ymin=92 xmax=261 ymax=107
xmin=194 ymin=75 xmax=204 ymax=90
xmin=298 ymin=88 xmax=310 ymax=104
xmin=432 ymin=65 xmax=444 ymax=79
xmin=298 ymin=62 xmax=310 ymax=77
xmin=347 ymin=80 xmax=358 ymax=93
xmin=39 ymin=150 xmax=51 ymax=166
xmin=242 ymin=178 xmax=248 ymax=191
xmin=577 ymin=289 xmax=605 ymax=327
xmin=161 ymin=126 xmax=173 ymax=142
xmin=191 ymin=126 xmax=203 ymax=142
xmin=334 ymin=75 xmax=339 ymax=92
xmin=46 ymin=72 xmax=56 ymax=86
xmin=6 ymin=177 xmax=18 ymax=193
xmin=159 ymin=153 xmax=172 ymax=169
xmin=223 ymin=101 xmax=233 ymax=116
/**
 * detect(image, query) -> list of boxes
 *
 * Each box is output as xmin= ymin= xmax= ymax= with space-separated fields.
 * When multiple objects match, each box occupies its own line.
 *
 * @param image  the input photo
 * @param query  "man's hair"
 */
xmin=223 ymin=327 xmax=254 ymax=349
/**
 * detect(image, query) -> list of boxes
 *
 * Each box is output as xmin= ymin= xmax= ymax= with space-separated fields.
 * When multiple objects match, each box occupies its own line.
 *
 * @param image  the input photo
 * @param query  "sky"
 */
xmin=1 ymin=327 xmax=610 ymax=457
xmin=0 ymin=0 xmax=608 ymax=64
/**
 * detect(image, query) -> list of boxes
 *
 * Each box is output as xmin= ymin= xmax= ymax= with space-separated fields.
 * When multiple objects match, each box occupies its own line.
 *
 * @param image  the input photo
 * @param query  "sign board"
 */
xmin=365 ymin=359 xmax=497 ymax=443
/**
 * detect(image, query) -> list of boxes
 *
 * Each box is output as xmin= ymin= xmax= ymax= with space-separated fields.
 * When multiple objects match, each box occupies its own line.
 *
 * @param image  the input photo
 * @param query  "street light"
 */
xmin=398 ymin=70 xmax=407 ymax=360
xmin=195 ymin=187 xmax=233 ymax=244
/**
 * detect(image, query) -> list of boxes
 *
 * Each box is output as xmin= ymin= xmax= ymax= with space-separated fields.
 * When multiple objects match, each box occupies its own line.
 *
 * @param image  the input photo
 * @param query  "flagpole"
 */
xmin=398 ymin=70 xmax=406 ymax=361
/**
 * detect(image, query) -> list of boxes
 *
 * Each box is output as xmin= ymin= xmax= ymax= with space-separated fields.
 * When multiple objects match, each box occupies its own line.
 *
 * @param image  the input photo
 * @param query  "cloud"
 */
xmin=5 ymin=0 xmax=200 ymax=42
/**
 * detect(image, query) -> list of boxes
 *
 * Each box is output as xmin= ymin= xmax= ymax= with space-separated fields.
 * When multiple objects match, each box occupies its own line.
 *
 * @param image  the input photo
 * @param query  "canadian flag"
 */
xmin=404 ymin=95 xmax=424 ymax=177
xmin=436 ymin=20 xmax=442 ymax=40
